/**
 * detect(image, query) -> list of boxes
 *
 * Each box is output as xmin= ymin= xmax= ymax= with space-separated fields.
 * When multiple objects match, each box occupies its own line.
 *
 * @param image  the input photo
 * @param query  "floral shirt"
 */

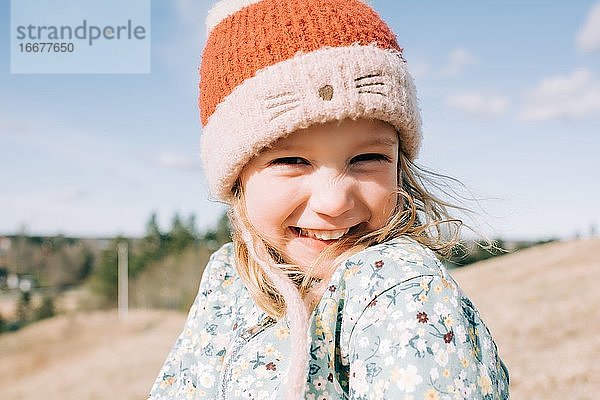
xmin=149 ymin=237 xmax=509 ymax=399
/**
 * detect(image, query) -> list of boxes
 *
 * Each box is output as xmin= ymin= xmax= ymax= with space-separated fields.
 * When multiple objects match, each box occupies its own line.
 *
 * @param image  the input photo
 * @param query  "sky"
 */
xmin=0 ymin=0 xmax=599 ymax=241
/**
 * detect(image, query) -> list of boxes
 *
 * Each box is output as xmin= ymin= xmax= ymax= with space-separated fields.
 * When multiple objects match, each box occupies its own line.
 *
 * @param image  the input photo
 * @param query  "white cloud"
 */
xmin=156 ymin=152 xmax=200 ymax=171
xmin=519 ymin=68 xmax=600 ymax=121
xmin=577 ymin=1 xmax=600 ymax=52
xmin=439 ymin=47 xmax=478 ymax=77
xmin=446 ymin=92 xmax=509 ymax=118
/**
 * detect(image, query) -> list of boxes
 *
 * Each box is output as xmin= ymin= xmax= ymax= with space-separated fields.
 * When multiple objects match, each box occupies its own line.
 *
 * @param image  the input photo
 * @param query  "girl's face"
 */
xmin=240 ymin=118 xmax=399 ymax=273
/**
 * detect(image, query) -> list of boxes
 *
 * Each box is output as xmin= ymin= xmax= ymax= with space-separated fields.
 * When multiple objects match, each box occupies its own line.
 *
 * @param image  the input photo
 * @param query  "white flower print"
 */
xmin=430 ymin=367 xmax=439 ymax=381
xmin=213 ymin=333 xmax=229 ymax=349
xmin=405 ymin=296 xmax=419 ymax=312
xmin=274 ymin=326 xmax=289 ymax=340
xmin=391 ymin=365 xmax=423 ymax=393
xmin=359 ymin=275 xmax=371 ymax=289
xmin=391 ymin=309 xmax=404 ymax=320
xmin=379 ymin=338 xmax=391 ymax=354
xmin=358 ymin=336 xmax=370 ymax=348
xmin=395 ymin=326 xmax=412 ymax=347
xmin=415 ymin=338 xmax=427 ymax=353
xmin=435 ymin=348 xmax=449 ymax=367
xmin=238 ymin=375 xmax=256 ymax=391
xmin=264 ymin=343 xmax=275 ymax=356
xmin=199 ymin=372 xmax=215 ymax=388
xmin=434 ymin=302 xmax=450 ymax=317
xmin=454 ymin=324 xmax=467 ymax=343
xmin=372 ymin=379 xmax=389 ymax=398
xmin=386 ymin=321 xmax=396 ymax=332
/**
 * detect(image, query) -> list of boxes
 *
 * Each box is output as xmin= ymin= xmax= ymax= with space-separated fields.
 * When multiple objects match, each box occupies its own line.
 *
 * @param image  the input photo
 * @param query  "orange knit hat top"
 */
xmin=200 ymin=0 xmax=401 ymax=125
xmin=199 ymin=0 xmax=422 ymax=202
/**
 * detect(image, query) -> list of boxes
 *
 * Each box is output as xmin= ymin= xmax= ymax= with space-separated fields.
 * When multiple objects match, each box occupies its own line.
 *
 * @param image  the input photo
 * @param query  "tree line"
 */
xmin=88 ymin=212 xmax=231 ymax=307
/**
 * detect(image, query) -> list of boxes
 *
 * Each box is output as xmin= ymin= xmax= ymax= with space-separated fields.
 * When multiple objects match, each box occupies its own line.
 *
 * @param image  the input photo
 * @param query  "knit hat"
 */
xmin=199 ymin=0 xmax=422 ymax=203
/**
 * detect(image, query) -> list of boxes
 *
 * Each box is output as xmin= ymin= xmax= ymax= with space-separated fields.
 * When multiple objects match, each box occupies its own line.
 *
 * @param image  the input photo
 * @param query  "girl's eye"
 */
xmin=351 ymin=153 xmax=391 ymax=164
xmin=269 ymin=157 xmax=309 ymax=166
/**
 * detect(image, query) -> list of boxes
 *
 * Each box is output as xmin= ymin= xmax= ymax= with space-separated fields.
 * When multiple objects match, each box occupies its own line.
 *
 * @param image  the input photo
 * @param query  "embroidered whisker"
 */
xmin=358 ymin=90 xmax=387 ymax=96
xmin=265 ymin=92 xmax=296 ymax=100
xmin=354 ymin=73 xmax=383 ymax=81
xmin=266 ymin=100 xmax=301 ymax=110
xmin=269 ymin=105 xmax=299 ymax=120
xmin=355 ymin=82 xmax=385 ymax=88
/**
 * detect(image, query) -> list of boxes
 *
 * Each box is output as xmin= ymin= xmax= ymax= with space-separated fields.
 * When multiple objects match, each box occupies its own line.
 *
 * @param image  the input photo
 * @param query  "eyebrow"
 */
xmin=360 ymin=135 xmax=398 ymax=147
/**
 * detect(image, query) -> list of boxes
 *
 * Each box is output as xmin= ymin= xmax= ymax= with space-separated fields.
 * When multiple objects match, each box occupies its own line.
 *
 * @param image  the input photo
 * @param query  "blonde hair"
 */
xmin=229 ymin=152 xmax=466 ymax=319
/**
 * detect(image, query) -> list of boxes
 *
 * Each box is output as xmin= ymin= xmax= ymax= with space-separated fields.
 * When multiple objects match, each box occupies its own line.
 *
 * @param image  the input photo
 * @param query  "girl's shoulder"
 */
xmin=337 ymin=236 xmax=453 ymax=290
xmin=208 ymin=241 xmax=236 ymax=266
xmin=332 ymin=236 xmax=470 ymax=334
xmin=331 ymin=237 xmax=511 ymax=398
xmin=199 ymin=242 xmax=240 ymax=291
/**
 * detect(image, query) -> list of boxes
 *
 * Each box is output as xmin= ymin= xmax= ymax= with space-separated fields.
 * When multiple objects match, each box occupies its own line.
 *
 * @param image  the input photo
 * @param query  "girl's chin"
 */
xmin=284 ymin=237 xmax=344 ymax=275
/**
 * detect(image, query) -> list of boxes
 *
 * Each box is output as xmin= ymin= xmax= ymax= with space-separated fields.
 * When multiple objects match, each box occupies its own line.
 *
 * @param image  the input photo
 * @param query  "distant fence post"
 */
xmin=117 ymin=242 xmax=129 ymax=320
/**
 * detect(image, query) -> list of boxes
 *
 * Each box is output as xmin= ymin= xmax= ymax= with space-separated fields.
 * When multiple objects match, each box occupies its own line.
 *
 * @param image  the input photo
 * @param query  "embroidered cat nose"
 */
xmin=318 ymin=85 xmax=334 ymax=101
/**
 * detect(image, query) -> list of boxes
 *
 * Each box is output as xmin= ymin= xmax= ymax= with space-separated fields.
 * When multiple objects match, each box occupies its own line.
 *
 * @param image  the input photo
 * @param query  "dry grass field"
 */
xmin=0 ymin=238 xmax=598 ymax=399
xmin=0 ymin=310 xmax=185 ymax=399
xmin=452 ymin=238 xmax=600 ymax=399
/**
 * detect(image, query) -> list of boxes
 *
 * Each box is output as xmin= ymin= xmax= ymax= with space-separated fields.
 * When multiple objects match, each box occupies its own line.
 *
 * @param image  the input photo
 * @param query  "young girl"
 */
xmin=150 ymin=0 xmax=510 ymax=399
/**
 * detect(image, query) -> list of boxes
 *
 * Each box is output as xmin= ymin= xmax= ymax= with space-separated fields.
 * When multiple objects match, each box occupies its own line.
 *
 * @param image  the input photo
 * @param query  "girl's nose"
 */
xmin=308 ymin=174 xmax=355 ymax=218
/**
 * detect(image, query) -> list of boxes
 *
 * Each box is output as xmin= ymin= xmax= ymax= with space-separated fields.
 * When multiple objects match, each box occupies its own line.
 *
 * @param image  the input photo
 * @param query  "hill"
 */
xmin=452 ymin=237 xmax=600 ymax=399
xmin=0 ymin=309 xmax=185 ymax=399
xmin=0 ymin=238 xmax=598 ymax=399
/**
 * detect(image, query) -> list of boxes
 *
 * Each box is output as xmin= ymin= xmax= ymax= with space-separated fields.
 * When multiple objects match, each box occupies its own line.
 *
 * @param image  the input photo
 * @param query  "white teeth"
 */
xmin=299 ymin=228 xmax=350 ymax=240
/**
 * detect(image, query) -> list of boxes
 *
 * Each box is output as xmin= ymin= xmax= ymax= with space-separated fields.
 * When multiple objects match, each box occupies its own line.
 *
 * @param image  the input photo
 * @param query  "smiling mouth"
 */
xmin=290 ymin=226 xmax=357 ymax=241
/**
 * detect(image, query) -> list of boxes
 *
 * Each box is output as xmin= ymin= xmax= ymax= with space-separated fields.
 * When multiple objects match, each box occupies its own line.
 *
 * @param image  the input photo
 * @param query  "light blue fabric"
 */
xmin=149 ymin=237 xmax=509 ymax=399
